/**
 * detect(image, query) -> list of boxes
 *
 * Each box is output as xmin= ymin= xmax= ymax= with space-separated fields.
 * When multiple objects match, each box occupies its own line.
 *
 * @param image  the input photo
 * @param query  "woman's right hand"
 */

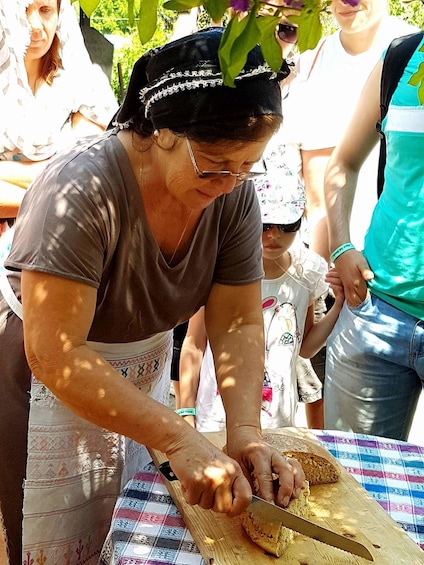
xmin=165 ymin=432 xmax=252 ymax=517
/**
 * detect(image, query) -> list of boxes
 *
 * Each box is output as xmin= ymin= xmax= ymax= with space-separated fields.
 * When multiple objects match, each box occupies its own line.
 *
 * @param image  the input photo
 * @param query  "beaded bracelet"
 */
xmin=330 ymin=242 xmax=355 ymax=263
xmin=176 ymin=407 xmax=197 ymax=417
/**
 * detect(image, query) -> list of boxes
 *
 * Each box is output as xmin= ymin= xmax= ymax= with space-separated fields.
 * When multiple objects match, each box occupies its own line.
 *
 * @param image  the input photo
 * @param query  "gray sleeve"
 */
xmin=5 ymin=152 xmax=114 ymax=288
xmin=213 ymin=182 xmax=264 ymax=285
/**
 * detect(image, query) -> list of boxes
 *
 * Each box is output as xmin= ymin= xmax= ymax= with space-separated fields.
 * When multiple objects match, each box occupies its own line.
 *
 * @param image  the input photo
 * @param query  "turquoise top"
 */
xmin=364 ymin=37 xmax=424 ymax=320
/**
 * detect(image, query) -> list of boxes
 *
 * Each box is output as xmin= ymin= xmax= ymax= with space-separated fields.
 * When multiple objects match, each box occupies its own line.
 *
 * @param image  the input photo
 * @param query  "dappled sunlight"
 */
xmin=220 ymin=376 xmax=236 ymax=391
xmin=309 ymin=480 xmax=376 ymax=533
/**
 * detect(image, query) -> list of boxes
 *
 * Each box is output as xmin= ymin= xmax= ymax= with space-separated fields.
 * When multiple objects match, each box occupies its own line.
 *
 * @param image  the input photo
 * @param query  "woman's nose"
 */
xmin=217 ymin=176 xmax=239 ymax=195
xmin=28 ymin=11 xmax=43 ymax=32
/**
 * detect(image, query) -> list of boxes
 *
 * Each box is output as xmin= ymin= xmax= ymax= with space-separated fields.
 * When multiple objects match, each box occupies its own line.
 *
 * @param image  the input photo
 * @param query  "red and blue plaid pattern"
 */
xmin=101 ymin=432 xmax=424 ymax=564
xmin=315 ymin=431 xmax=424 ymax=550
xmin=100 ymin=462 xmax=204 ymax=564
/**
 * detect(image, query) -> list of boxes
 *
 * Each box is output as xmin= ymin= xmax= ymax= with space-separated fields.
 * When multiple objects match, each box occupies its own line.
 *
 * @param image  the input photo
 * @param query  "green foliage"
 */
xmin=389 ymin=0 xmax=424 ymax=29
xmin=89 ymin=0 xmax=177 ymax=101
xmin=213 ymin=1 xmax=331 ymax=86
xmin=86 ymin=0 xmax=424 ymax=98
xmin=290 ymin=4 xmax=324 ymax=53
xmin=257 ymin=14 xmax=283 ymax=72
xmin=138 ymin=0 xmax=159 ymax=43
xmin=89 ymin=0 xmax=134 ymax=34
xmin=79 ymin=0 xmax=101 ymax=18
xmin=408 ymin=45 xmax=424 ymax=102
xmin=203 ymin=0 xmax=228 ymax=23
xmin=219 ymin=6 xmax=260 ymax=87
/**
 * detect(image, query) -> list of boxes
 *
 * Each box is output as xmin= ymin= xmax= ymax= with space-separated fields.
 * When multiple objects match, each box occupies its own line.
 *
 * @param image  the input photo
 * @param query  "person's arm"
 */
xmin=0 ymin=159 xmax=49 ymax=218
xmin=0 ymin=503 xmax=8 ymax=565
xmin=324 ymin=60 xmax=382 ymax=306
xmin=205 ymin=281 xmax=305 ymax=507
xmin=0 ymin=112 xmax=105 ymax=219
xmin=21 ymin=270 xmax=256 ymax=517
xmin=178 ymin=308 xmax=208 ymax=427
xmin=0 ymin=180 xmax=26 ymax=218
xmin=301 ymin=147 xmax=333 ymax=263
xmin=71 ymin=111 xmax=105 ymax=136
xmin=0 ymin=158 xmax=47 ymax=187
xmin=300 ymin=280 xmax=344 ymax=359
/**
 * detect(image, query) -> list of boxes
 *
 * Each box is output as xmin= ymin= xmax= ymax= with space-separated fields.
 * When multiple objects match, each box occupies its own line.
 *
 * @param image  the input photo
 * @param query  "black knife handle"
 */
xmin=159 ymin=460 xmax=179 ymax=481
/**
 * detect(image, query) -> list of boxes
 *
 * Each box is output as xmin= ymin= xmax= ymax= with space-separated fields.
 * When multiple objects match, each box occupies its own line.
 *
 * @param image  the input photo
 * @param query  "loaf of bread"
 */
xmin=240 ymin=432 xmax=339 ymax=556
xmin=262 ymin=432 xmax=340 ymax=485
xmin=240 ymin=481 xmax=310 ymax=557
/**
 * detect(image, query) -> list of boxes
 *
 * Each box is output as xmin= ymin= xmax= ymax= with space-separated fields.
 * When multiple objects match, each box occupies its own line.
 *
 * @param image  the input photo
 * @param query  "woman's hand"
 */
xmin=165 ymin=430 xmax=252 ymax=517
xmin=333 ymin=249 xmax=374 ymax=307
xmin=226 ymin=426 xmax=306 ymax=508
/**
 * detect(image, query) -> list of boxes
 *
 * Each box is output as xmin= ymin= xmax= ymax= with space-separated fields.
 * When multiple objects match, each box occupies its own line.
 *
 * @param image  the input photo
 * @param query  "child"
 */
xmin=179 ymin=176 xmax=344 ymax=431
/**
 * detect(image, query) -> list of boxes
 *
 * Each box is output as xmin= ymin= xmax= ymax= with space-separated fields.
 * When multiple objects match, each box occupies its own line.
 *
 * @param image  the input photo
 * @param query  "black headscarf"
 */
xmin=114 ymin=27 xmax=290 ymax=131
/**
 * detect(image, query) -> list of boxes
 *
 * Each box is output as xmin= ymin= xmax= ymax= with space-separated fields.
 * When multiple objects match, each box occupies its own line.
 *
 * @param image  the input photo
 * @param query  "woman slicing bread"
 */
xmin=0 ymin=27 xmax=305 ymax=564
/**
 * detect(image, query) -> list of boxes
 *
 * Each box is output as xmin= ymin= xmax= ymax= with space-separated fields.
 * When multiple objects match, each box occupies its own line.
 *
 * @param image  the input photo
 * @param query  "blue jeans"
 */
xmin=324 ymin=293 xmax=424 ymax=441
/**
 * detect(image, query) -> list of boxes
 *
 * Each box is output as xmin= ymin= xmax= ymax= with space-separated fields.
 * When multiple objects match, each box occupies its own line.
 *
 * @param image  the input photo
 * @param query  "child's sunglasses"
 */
xmin=277 ymin=23 xmax=298 ymax=44
xmin=262 ymin=218 xmax=302 ymax=233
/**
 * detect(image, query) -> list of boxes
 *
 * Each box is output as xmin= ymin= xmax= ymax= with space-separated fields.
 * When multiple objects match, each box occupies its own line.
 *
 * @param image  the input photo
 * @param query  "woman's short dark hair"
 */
xmin=129 ymin=109 xmax=282 ymax=143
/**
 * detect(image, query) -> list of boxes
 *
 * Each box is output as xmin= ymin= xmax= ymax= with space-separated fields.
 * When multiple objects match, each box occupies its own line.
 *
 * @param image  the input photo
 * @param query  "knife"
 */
xmin=158 ymin=460 xmax=373 ymax=561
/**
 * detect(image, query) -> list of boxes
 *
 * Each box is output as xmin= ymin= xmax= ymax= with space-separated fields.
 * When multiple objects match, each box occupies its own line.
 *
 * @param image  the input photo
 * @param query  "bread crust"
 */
xmin=241 ymin=432 xmax=340 ymax=556
xmin=240 ymin=481 xmax=310 ymax=557
xmin=262 ymin=432 xmax=340 ymax=485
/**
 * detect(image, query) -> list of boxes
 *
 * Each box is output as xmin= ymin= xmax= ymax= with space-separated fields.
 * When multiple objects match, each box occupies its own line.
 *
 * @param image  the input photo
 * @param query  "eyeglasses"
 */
xmin=186 ymin=138 xmax=267 ymax=182
xmin=277 ymin=23 xmax=298 ymax=44
xmin=262 ymin=218 xmax=302 ymax=233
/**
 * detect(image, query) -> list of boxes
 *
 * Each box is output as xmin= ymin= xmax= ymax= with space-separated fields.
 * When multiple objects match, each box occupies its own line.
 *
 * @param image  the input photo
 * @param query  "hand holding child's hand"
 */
xmin=325 ymin=267 xmax=345 ymax=307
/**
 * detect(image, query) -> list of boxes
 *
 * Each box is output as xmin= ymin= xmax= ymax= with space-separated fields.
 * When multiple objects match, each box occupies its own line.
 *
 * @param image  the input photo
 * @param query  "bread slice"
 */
xmin=262 ymin=432 xmax=340 ymax=485
xmin=240 ymin=481 xmax=310 ymax=557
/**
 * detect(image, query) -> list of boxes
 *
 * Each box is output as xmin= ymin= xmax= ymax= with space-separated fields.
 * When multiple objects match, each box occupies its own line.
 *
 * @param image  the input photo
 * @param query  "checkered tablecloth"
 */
xmin=100 ymin=431 xmax=424 ymax=564
xmin=315 ymin=430 xmax=424 ymax=551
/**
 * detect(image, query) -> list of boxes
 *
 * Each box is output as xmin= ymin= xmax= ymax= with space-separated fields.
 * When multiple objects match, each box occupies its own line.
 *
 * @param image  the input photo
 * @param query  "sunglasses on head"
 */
xmin=277 ymin=23 xmax=298 ymax=44
xmin=262 ymin=218 xmax=302 ymax=233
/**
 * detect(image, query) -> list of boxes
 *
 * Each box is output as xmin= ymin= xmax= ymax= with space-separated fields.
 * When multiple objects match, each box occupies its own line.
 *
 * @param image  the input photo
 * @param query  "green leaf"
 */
xmin=163 ymin=0 xmax=203 ymax=11
xmin=79 ymin=0 xmax=101 ymax=18
xmin=219 ymin=9 xmax=261 ymax=86
xmin=203 ymin=0 xmax=230 ymax=24
xmin=127 ymin=0 xmax=135 ymax=27
xmin=219 ymin=15 xmax=249 ymax=86
xmin=408 ymin=60 xmax=424 ymax=104
xmin=256 ymin=14 xmax=282 ymax=72
xmin=290 ymin=5 xmax=323 ymax=53
xmin=218 ymin=12 xmax=247 ymax=86
xmin=137 ymin=0 xmax=159 ymax=44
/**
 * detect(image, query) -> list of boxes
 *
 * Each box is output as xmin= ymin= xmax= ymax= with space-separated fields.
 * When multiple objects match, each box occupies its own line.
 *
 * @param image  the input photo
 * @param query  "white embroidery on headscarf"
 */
xmin=140 ymin=64 xmax=277 ymax=118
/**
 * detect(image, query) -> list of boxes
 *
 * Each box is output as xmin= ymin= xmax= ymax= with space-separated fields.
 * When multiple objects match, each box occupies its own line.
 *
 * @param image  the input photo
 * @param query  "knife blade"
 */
xmin=248 ymin=494 xmax=373 ymax=561
xmin=158 ymin=460 xmax=373 ymax=561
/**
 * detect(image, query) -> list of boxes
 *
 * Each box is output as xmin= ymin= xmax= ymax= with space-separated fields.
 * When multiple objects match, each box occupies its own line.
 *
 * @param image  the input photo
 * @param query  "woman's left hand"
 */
xmin=226 ymin=426 xmax=305 ymax=507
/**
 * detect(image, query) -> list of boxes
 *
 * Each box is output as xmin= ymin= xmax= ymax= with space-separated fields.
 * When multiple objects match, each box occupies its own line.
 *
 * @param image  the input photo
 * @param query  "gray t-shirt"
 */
xmin=6 ymin=130 xmax=263 ymax=342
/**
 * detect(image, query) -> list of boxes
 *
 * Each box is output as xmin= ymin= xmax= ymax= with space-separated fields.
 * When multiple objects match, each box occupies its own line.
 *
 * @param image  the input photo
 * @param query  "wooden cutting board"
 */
xmin=149 ymin=428 xmax=424 ymax=564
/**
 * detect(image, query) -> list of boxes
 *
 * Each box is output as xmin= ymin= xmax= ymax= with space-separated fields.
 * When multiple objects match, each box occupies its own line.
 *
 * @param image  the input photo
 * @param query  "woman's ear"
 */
xmin=152 ymin=128 xmax=177 ymax=150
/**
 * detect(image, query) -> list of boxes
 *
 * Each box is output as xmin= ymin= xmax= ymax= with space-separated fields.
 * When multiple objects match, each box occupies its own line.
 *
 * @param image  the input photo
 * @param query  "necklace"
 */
xmin=138 ymin=151 xmax=193 ymax=266
xmin=273 ymin=254 xmax=312 ymax=292
xmin=168 ymin=210 xmax=193 ymax=266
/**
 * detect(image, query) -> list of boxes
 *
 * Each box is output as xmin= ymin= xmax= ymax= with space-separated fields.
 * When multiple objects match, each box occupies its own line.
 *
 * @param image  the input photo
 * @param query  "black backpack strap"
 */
xmin=376 ymin=32 xmax=423 ymax=197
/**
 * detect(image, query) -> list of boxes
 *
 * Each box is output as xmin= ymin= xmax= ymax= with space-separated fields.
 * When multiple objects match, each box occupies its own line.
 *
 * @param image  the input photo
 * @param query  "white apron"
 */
xmin=0 ymin=272 xmax=172 ymax=565
xmin=22 ymin=333 xmax=172 ymax=564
